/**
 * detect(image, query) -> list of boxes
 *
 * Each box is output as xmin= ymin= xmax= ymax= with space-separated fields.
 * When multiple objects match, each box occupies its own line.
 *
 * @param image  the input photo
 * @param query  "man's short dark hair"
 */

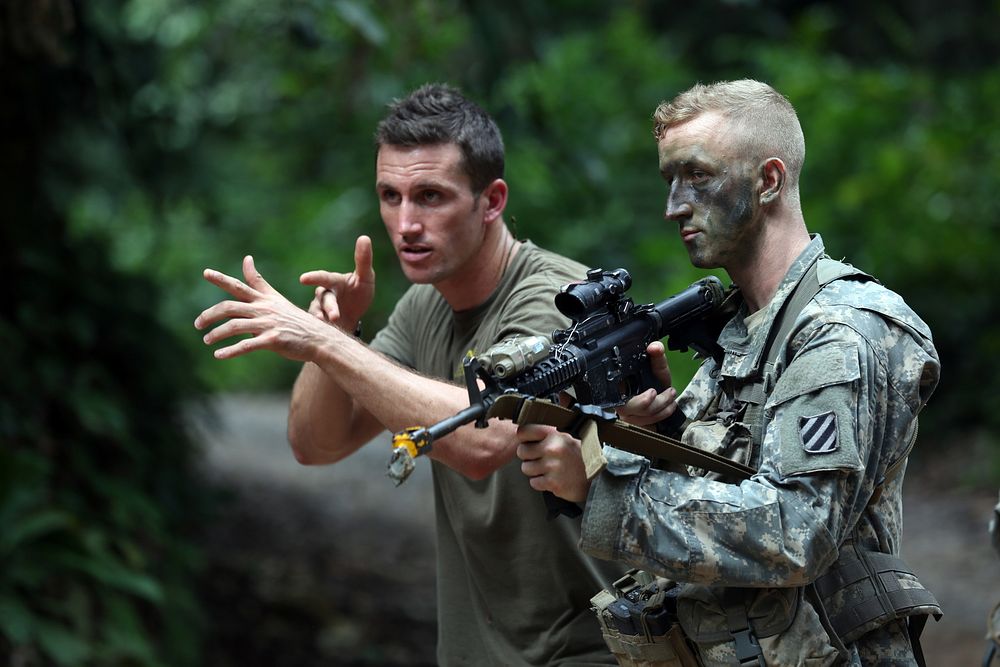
xmin=375 ymin=83 xmax=504 ymax=195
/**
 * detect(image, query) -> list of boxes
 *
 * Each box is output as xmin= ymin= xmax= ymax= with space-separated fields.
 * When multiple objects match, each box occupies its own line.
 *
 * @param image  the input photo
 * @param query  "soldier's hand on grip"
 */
xmin=618 ymin=341 xmax=678 ymax=427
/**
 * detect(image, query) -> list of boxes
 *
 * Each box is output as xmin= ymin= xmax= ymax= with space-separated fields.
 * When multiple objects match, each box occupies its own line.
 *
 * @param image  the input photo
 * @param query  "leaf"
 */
xmin=0 ymin=510 xmax=75 ymax=555
xmin=49 ymin=551 xmax=164 ymax=603
xmin=99 ymin=593 xmax=159 ymax=663
xmin=34 ymin=618 xmax=92 ymax=666
xmin=0 ymin=592 xmax=35 ymax=643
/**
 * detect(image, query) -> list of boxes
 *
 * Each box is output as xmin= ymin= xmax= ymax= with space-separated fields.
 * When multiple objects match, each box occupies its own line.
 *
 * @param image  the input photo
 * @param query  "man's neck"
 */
xmin=730 ymin=219 xmax=810 ymax=313
xmin=437 ymin=224 xmax=519 ymax=312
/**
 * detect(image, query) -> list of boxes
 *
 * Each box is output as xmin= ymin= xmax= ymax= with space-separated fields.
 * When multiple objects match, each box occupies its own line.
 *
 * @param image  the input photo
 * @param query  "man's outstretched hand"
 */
xmin=195 ymin=255 xmax=337 ymax=363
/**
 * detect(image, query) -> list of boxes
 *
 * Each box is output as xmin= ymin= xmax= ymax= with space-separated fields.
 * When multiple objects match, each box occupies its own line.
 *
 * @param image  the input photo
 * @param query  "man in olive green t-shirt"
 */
xmin=195 ymin=83 xmax=624 ymax=665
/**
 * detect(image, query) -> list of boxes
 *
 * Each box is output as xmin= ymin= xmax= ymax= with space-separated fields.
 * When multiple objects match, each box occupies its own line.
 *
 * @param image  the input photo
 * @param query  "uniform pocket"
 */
xmin=681 ymin=418 xmax=752 ymax=475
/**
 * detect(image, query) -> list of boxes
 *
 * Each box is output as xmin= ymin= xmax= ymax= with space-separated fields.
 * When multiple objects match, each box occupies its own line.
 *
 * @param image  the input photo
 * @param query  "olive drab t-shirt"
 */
xmin=370 ymin=240 xmax=624 ymax=666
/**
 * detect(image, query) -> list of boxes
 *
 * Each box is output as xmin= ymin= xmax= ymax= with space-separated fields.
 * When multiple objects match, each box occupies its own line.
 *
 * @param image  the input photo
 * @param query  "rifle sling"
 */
xmin=488 ymin=394 xmax=754 ymax=481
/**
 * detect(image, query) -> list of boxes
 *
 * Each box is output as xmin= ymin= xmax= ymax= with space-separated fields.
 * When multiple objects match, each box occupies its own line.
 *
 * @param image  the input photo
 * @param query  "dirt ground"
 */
xmin=190 ymin=393 xmax=1000 ymax=665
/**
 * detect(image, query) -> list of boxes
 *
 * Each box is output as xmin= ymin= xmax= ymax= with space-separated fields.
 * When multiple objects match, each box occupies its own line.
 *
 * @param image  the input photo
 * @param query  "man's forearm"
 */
xmin=287 ymin=360 xmax=379 ymax=465
xmin=288 ymin=330 xmax=519 ymax=478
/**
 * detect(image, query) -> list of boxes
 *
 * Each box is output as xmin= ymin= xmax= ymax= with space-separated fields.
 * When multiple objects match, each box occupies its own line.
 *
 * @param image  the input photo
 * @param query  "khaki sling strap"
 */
xmin=487 ymin=393 xmax=755 ymax=481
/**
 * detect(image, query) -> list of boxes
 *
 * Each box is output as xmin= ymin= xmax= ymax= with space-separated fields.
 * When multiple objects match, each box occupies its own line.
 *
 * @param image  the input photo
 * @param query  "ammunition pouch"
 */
xmin=595 ymin=549 xmax=937 ymax=667
xmin=680 ymin=412 xmax=753 ymax=480
xmin=675 ymin=585 xmax=842 ymax=666
xmin=591 ymin=570 xmax=698 ymax=667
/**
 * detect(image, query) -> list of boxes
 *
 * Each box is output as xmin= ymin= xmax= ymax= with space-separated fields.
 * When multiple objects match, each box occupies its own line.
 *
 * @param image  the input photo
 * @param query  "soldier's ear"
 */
xmin=759 ymin=158 xmax=786 ymax=206
xmin=480 ymin=178 xmax=508 ymax=224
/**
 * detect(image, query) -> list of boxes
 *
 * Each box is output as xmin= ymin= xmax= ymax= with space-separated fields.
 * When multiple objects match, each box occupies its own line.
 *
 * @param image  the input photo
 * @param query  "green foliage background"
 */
xmin=3 ymin=0 xmax=998 ymax=664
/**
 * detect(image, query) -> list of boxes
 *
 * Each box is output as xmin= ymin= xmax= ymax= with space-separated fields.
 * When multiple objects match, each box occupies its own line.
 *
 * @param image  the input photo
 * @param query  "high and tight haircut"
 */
xmin=652 ymin=79 xmax=805 ymax=190
xmin=374 ymin=82 xmax=505 ymax=195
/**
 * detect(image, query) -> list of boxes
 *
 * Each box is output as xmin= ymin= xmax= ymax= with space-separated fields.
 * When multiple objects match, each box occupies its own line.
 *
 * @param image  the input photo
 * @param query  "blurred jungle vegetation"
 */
xmin=2 ymin=0 xmax=998 ymax=665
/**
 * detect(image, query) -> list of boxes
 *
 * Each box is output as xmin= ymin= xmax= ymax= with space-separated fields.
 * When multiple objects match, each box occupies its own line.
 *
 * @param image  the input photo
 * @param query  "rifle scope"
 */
xmin=554 ymin=268 xmax=631 ymax=322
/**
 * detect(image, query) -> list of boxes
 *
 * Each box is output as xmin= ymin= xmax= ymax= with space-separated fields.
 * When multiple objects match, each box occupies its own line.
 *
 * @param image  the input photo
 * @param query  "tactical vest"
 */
xmin=592 ymin=257 xmax=942 ymax=667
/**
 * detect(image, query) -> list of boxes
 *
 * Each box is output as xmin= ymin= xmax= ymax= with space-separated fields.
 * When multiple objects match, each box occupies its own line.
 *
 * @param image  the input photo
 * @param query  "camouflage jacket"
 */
xmin=989 ymin=493 xmax=1000 ymax=648
xmin=580 ymin=235 xmax=940 ymax=665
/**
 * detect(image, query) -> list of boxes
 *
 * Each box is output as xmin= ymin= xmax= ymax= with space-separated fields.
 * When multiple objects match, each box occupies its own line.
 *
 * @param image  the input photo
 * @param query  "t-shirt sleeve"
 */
xmin=491 ymin=273 xmax=576 ymax=343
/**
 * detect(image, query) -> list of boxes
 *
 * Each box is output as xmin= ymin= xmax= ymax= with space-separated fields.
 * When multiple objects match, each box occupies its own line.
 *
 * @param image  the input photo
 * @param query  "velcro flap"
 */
xmin=603 ymin=446 xmax=648 ymax=477
xmin=767 ymin=342 xmax=860 ymax=408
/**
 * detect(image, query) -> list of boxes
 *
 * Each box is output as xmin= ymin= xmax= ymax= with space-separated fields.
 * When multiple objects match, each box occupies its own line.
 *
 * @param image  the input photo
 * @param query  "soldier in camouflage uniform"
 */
xmin=516 ymin=79 xmax=942 ymax=665
xmin=987 ymin=493 xmax=1000 ymax=663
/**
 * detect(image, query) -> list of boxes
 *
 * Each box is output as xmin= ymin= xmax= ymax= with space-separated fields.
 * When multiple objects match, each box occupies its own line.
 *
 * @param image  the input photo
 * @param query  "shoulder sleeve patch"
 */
xmin=766 ymin=342 xmax=864 ymax=477
xmin=799 ymin=411 xmax=839 ymax=453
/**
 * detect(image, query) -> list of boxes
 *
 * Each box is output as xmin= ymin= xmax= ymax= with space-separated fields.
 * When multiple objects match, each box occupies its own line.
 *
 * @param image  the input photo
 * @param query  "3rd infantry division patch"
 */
xmin=800 ymin=411 xmax=838 ymax=454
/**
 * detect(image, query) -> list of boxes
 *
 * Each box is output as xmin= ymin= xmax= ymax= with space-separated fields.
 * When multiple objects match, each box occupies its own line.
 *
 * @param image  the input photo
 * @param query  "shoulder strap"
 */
xmin=737 ymin=258 xmax=823 ymax=448
xmin=737 ymin=257 xmax=873 ymax=449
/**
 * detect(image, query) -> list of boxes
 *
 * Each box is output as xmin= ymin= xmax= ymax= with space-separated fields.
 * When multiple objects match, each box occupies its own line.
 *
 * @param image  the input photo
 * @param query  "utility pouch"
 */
xmin=680 ymin=413 xmax=753 ymax=480
xmin=591 ymin=570 xmax=699 ymax=667
xmin=675 ymin=585 xmax=842 ymax=666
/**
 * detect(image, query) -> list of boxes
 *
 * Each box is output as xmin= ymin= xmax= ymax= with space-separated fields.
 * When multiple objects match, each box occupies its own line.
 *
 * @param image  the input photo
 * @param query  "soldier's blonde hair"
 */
xmin=653 ymin=80 xmax=805 ymax=197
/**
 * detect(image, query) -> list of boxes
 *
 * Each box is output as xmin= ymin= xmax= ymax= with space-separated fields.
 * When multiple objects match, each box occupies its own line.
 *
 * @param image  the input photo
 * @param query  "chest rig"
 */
xmin=723 ymin=256 xmax=858 ymax=458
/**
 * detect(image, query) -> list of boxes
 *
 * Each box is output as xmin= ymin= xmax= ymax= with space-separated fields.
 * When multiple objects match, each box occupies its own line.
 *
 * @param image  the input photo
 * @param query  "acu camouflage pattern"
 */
xmin=581 ymin=236 xmax=940 ymax=665
xmin=988 ymin=493 xmax=1000 ymax=650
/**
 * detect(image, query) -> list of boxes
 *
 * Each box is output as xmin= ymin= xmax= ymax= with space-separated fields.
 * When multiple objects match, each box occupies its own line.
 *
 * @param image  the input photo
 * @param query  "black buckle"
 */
xmin=564 ymin=403 xmax=617 ymax=438
xmin=732 ymin=627 xmax=765 ymax=666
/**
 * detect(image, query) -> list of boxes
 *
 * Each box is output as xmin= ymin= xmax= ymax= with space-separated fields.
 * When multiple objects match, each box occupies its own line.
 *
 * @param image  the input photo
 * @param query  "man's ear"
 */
xmin=759 ymin=157 xmax=786 ymax=206
xmin=481 ymin=178 xmax=508 ymax=224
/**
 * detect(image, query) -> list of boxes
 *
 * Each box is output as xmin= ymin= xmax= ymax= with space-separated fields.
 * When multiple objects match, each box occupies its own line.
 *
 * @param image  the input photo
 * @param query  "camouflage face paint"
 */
xmin=658 ymin=113 xmax=761 ymax=270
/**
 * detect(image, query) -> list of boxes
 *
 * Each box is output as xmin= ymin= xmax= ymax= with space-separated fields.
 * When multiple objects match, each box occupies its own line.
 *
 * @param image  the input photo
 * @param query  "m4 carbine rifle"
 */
xmin=387 ymin=268 xmax=749 ymax=489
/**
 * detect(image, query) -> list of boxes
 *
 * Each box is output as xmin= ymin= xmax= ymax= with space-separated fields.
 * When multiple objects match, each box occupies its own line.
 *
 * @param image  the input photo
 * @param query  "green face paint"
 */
xmin=658 ymin=115 xmax=761 ymax=269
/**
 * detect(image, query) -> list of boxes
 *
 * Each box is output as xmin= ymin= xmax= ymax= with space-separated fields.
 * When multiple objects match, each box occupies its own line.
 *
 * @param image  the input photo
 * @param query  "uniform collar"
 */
xmin=717 ymin=234 xmax=826 ymax=381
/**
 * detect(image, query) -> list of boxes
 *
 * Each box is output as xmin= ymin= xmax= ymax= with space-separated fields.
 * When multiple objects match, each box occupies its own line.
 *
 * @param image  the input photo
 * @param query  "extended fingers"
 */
xmin=300 ymin=269 xmax=341 ymax=289
xmin=194 ymin=299 xmax=253 ymax=330
xmin=208 ymin=332 xmax=273 ymax=360
xmin=354 ymin=235 xmax=375 ymax=282
xmin=202 ymin=267 xmax=257 ymax=302
xmin=242 ymin=255 xmax=276 ymax=294
xmin=646 ymin=340 xmax=672 ymax=387
xmin=199 ymin=316 xmax=262 ymax=345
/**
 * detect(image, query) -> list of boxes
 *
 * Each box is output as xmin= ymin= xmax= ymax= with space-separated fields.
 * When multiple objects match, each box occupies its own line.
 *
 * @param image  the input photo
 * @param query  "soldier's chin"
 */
xmin=687 ymin=253 xmax=717 ymax=270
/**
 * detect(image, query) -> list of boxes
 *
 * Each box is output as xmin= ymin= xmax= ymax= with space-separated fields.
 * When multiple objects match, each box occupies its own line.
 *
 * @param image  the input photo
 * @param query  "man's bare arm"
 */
xmin=292 ymin=335 xmax=520 ymax=477
xmin=196 ymin=255 xmax=518 ymax=478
